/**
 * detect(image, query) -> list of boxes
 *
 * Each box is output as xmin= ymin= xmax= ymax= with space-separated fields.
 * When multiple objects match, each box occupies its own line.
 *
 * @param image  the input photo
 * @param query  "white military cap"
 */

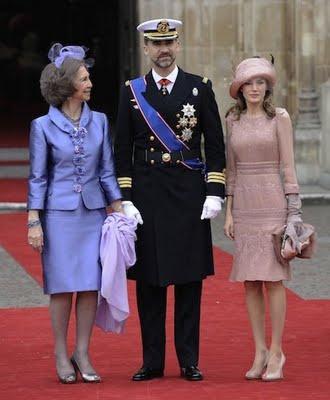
xmin=137 ymin=19 xmax=182 ymax=41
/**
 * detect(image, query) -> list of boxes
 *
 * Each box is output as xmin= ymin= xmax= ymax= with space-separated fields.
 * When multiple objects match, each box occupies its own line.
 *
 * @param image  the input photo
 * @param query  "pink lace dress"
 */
xmin=226 ymin=108 xmax=299 ymax=282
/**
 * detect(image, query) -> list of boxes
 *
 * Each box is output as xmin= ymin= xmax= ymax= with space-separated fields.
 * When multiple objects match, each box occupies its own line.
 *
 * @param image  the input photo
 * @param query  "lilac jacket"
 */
xmin=28 ymin=103 xmax=121 ymax=210
xmin=95 ymin=213 xmax=137 ymax=334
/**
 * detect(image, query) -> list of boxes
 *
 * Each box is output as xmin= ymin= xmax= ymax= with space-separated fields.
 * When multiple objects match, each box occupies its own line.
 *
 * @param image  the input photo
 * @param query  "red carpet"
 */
xmin=0 ymin=213 xmax=329 ymax=400
xmin=0 ymin=179 xmax=27 ymax=203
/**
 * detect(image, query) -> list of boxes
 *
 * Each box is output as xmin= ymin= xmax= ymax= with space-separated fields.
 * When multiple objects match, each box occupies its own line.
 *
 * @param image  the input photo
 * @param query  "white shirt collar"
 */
xmin=152 ymin=65 xmax=178 ymax=92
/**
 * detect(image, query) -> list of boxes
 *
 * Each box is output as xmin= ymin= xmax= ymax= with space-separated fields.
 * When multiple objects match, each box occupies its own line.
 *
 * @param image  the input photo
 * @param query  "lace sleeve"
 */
xmin=225 ymin=114 xmax=236 ymax=196
xmin=276 ymin=108 xmax=300 ymax=195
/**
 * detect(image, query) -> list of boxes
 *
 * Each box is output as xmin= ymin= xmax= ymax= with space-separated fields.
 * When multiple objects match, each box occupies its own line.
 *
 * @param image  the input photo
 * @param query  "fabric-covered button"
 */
xmin=73 ymin=184 xmax=82 ymax=193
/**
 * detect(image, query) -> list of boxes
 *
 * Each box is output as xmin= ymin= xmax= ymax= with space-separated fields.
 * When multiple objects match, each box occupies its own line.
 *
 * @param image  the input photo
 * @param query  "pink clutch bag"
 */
xmin=272 ymin=223 xmax=316 ymax=265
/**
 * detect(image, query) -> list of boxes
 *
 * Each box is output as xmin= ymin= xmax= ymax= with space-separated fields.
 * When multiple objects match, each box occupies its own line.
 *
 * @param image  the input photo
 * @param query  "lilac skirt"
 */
xmin=41 ymin=198 xmax=106 ymax=294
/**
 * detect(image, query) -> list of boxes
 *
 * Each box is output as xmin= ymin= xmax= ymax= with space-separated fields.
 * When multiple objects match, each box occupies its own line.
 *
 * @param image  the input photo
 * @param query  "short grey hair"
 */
xmin=40 ymin=58 xmax=86 ymax=107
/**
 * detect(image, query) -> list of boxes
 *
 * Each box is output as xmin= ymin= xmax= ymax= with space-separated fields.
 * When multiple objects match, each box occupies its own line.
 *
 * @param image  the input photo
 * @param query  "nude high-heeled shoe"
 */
xmin=56 ymin=358 xmax=76 ymax=384
xmin=262 ymin=352 xmax=286 ymax=381
xmin=71 ymin=356 xmax=101 ymax=383
xmin=57 ymin=371 xmax=77 ymax=384
xmin=245 ymin=351 xmax=269 ymax=380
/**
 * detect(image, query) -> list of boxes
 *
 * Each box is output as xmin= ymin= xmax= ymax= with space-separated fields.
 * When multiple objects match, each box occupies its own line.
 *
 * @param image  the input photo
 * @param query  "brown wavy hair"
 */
xmin=225 ymin=82 xmax=276 ymax=120
xmin=40 ymin=58 xmax=86 ymax=107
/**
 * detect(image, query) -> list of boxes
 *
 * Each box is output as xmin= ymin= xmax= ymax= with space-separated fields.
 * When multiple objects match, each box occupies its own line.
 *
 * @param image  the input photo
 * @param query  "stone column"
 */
xmin=320 ymin=80 xmax=330 ymax=189
xmin=294 ymin=0 xmax=321 ymax=184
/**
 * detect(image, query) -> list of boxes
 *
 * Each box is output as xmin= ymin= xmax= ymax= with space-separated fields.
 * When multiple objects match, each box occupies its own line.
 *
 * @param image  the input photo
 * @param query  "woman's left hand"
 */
xmin=28 ymin=225 xmax=44 ymax=253
xmin=107 ymin=200 xmax=123 ymax=214
xmin=224 ymin=213 xmax=235 ymax=240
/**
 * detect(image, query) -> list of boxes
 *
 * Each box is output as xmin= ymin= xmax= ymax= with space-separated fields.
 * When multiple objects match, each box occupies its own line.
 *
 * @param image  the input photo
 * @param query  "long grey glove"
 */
xmin=285 ymin=194 xmax=303 ymax=254
xmin=286 ymin=194 xmax=303 ymax=224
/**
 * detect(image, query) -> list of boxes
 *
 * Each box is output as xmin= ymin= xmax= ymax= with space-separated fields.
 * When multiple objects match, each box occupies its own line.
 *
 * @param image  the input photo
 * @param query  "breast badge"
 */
xmin=176 ymin=103 xmax=197 ymax=142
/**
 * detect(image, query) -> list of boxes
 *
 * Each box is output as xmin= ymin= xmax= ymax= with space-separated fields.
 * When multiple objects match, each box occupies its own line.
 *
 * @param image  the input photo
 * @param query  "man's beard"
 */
xmin=153 ymin=53 xmax=175 ymax=69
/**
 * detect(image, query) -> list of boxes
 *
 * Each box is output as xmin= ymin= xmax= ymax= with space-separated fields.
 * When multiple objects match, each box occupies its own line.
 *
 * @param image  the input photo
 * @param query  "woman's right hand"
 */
xmin=28 ymin=225 xmax=44 ymax=253
xmin=224 ymin=213 xmax=235 ymax=240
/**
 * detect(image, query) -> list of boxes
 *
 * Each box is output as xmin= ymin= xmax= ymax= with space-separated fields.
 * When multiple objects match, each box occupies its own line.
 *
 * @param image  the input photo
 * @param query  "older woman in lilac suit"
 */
xmin=27 ymin=43 xmax=122 ymax=384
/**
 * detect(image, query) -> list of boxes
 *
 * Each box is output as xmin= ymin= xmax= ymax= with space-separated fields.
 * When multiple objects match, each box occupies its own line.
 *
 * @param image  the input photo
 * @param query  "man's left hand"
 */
xmin=200 ymin=196 xmax=223 ymax=220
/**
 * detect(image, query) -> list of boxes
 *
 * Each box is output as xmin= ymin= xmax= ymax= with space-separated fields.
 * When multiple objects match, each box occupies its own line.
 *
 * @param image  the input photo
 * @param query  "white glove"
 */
xmin=122 ymin=201 xmax=144 ymax=225
xmin=200 ymin=196 xmax=223 ymax=220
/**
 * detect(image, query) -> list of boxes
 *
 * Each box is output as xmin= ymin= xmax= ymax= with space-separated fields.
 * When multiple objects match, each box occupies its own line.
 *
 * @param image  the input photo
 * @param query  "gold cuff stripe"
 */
xmin=118 ymin=177 xmax=132 ymax=182
xmin=208 ymin=178 xmax=226 ymax=183
xmin=208 ymin=172 xmax=226 ymax=178
xmin=118 ymin=177 xmax=132 ymax=188
xmin=207 ymin=178 xmax=226 ymax=184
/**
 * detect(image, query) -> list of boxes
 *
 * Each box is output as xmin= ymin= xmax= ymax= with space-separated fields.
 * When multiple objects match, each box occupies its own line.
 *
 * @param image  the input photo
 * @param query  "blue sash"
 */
xmin=129 ymin=77 xmax=204 ymax=170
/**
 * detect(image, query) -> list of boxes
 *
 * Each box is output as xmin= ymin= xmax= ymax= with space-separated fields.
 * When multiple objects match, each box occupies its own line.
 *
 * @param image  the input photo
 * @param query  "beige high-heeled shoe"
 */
xmin=71 ymin=356 xmax=101 ymax=383
xmin=57 ymin=371 xmax=77 ymax=384
xmin=262 ymin=352 xmax=286 ymax=381
xmin=56 ymin=359 xmax=76 ymax=384
xmin=245 ymin=351 xmax=269 ymax=380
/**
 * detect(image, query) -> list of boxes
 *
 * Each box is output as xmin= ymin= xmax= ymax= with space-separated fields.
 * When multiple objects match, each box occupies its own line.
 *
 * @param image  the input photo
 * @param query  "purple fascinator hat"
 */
xmin=48 ymin=42 xmax=94 ymax=69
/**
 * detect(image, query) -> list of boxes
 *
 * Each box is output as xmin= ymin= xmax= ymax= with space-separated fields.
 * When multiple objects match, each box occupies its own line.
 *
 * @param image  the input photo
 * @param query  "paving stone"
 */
xmin=0 ymin=246 xmax=48 ymax=308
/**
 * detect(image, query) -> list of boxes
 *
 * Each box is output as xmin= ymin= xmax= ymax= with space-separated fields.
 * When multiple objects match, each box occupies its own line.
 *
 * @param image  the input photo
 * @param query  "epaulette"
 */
xmin=202 ymin=77 xmax=209 ymax=84
xmin=125 ymin=80 xmax=130 ymax=87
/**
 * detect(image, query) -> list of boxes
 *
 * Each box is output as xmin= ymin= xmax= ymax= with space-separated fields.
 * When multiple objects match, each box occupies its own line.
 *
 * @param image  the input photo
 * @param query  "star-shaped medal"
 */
xmin=179 ymin=117 xmax=189 ymax=127
xmin=181 ymin=103 xmax=196 ymax=117
xmin=181 ymin=128 xmax=193 ymax=142
xmin=189 ymin=116 xmax=198 ymax=127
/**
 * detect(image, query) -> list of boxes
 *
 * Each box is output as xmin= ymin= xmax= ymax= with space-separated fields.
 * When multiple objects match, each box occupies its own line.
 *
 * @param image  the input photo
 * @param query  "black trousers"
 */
xmin=136 ymin=280 xmax=202 ymax=370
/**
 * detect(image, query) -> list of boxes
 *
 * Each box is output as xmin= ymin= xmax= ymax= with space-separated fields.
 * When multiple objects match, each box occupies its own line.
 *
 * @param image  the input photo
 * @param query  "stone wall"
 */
xmin=137 ymin=0 xmax=330 ymax=184
xmin=137 ymin=0 xmax=330 ymax=113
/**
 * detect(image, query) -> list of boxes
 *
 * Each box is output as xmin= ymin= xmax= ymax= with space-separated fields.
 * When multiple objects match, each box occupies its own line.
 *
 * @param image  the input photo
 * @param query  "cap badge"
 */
xmin=157 ymin=20 xmax=170 ymax=34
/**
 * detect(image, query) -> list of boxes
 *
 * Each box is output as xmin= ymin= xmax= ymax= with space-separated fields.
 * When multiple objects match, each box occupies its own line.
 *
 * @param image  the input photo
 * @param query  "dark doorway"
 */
xmin=0 ymin=0 xmax=138 ymax=147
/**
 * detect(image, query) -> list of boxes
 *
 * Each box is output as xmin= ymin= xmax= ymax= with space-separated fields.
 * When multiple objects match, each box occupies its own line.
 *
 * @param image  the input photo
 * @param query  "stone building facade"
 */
xmin=137 ymin=0 xmax=330 ymax=186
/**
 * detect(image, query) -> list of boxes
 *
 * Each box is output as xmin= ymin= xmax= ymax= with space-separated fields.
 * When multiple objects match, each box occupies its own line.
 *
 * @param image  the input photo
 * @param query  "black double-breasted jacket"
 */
xmin=114 ymin=68 xmax=225 ymax=286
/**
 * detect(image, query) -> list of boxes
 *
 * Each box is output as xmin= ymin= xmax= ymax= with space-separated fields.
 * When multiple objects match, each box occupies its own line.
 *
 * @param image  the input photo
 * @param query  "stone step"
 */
xmin=0 ymin=148 xmax=29 ymax=161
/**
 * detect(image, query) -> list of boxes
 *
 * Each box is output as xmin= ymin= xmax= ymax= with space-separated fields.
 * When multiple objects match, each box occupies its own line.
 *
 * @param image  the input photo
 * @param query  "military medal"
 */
xmin=175 ymin=103 xmax=198 ymax=142
xmin=181 ymin=128 xmax=193 ymax=142
xmin=159 ymin=78 xmax=171 ymax=96
xmin=181 ymin=103 xmax=196 ymax=117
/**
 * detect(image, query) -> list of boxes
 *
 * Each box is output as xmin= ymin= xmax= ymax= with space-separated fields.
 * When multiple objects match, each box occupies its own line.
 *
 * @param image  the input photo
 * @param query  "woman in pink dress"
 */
xmin=224 ymin=57 xmax=302 ymax=381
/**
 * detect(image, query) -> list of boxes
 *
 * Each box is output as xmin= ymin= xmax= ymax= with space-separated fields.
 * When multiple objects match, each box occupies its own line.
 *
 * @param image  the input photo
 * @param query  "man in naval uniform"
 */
xmin=114 ymin=18 xmax=225 ymax=381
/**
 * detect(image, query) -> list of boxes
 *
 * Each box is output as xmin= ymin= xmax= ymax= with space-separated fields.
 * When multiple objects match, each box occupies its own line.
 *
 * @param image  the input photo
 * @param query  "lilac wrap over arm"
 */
xmin=95 ymin=213 xmax=137 ymax=334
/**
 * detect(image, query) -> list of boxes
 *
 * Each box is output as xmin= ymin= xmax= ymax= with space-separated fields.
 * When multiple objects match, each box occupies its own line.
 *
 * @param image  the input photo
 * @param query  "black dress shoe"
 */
xmin=181 ymin=366 xmax=203 ymax=381
xmin=132 ymin=367 xmax=164 ymax=381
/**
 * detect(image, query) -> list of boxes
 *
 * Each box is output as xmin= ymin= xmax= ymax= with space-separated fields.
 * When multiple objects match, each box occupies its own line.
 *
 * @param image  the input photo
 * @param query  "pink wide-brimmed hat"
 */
xmin=229 ymin=57 xmax=276 ymax=99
